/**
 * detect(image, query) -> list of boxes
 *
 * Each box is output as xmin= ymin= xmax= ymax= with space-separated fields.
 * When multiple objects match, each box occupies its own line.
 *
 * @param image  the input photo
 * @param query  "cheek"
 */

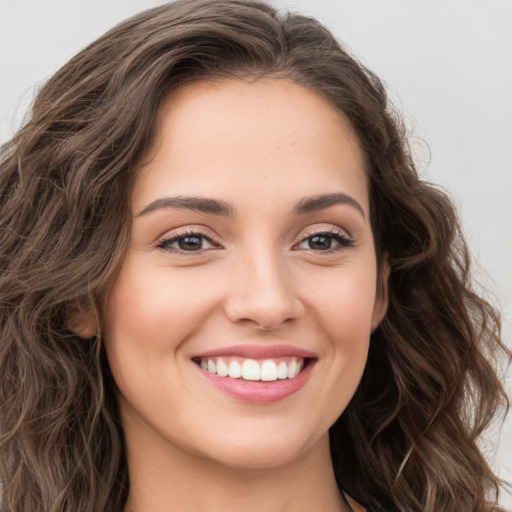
xmin=103 ymin=263 xmax=215 ymax=353
xmin=101 ymin=263 xmax=223 ymax=400
xmin=306 ymin=261 xmax=378 ymax=340
xmin=101 ymin=262 xmax=221 ymax=421
xmin=302 ymin=262 xmax=376 ymax=404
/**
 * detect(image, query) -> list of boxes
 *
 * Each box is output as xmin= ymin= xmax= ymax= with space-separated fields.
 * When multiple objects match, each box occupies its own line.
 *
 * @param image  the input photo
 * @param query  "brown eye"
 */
xmin=295 ymin=230 xmax=353 ymax=252
xmin=178 ymin=235 xmax=204 ymax=251
xmin=308 ymin=235 xmax=333 ymax=250
xmin=156 ymin=232 xmax=216 ymax=252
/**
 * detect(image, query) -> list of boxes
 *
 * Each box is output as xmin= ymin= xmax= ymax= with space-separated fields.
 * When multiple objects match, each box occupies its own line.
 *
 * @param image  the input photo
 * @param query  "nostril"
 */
xmin=223 ymin=285 xmax=304 ymax=331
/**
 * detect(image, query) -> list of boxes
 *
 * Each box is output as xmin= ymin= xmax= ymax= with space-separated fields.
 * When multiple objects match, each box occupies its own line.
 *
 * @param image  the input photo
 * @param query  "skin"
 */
xmin=78 ymin=78 xmax=387 ymax=512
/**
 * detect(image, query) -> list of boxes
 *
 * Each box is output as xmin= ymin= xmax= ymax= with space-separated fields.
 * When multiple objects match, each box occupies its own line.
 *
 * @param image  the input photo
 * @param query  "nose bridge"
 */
xmin=224 ymin=243 xmax=302 ymax=330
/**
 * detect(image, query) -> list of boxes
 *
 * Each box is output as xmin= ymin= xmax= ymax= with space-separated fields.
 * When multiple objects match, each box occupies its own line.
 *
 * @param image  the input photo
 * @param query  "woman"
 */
xmin=0 ymin=1 xmax=509 ymax=511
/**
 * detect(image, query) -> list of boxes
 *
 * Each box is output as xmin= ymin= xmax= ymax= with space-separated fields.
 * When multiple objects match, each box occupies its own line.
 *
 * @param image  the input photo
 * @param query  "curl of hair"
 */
xmin=0 ymin=1 xmax=509 ymax=510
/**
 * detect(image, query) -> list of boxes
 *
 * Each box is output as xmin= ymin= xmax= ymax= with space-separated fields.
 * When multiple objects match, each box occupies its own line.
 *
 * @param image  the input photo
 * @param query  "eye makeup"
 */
xmin=155 ymin=227 xmax=222 ymax=255
xmin=154 ymin=223 xmax=354 ymax=258
xmin=293 ymin=227 xmax=353 ymax=253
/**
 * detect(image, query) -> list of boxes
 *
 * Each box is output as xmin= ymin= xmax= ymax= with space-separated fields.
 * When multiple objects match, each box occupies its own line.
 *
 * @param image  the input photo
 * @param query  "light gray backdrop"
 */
xmin=1 ymin=0 xmax=510 ymax=507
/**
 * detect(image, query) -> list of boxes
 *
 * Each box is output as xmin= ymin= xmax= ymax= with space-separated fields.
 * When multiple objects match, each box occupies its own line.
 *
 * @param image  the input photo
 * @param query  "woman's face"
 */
xmin=100 ymin=78 xmax=388 ymax=469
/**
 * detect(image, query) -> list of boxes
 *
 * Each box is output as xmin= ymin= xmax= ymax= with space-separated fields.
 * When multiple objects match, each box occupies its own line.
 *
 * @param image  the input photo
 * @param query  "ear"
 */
xmin=371 ymin=255 xmax=390 ymax=331
xmin=67 ymin=298 xmax=97 ymax=339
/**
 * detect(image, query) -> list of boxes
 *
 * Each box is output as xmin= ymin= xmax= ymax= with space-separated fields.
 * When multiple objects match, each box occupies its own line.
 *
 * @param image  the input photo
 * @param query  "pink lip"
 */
xmin=197 ymin=363 xmax=315 ymax=404
xmin=192 ymin=345 xmax=317 ymax=405
xmin=192 ymin=344 xmax=316 ymax=360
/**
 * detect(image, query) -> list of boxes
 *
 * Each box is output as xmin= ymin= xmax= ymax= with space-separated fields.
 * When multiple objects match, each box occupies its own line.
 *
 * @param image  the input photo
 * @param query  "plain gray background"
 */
xmin=1 ymin=0 xmax=511 ymax=507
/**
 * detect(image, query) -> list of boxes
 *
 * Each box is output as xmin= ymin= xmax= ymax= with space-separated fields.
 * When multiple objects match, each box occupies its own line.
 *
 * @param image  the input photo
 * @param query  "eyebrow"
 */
xmin=295 ymin=193 xmax=366 ymax=219
xmin=136 ymin=192 xmax=365 ymax=219
xmin=137 ymin=196 xmax=234 ymax=217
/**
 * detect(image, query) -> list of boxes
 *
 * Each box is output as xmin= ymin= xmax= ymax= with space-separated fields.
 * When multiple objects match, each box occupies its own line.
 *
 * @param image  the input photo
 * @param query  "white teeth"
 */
xmin=216 ymin=359 xmax=229 ymax=377
xmin=287 ymin=359 xmax=297 ymax=379
xmin=198 ymin=356 xmax=306 ymax=381
xmin=260 ymin=360 xmax=278 ymax=381
xmin=277 ymin=361 xmax=288 ymax=379
xmin=228 ymin=360 xmax=242 ymax=378
xmin=241 ymin=359 xmax=261 ymax=380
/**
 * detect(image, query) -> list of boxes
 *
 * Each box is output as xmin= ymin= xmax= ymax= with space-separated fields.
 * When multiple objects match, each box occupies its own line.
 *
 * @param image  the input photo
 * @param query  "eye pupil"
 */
xmin=178 ymin=235 xmax=203 ymax=250
xmin=308 ymin=235 xmax=332 ymax=250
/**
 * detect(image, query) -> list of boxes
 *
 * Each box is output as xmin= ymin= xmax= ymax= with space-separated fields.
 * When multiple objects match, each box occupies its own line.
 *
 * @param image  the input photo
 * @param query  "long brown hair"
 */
xmin=0 ymin=1 xmax=509 ymax=510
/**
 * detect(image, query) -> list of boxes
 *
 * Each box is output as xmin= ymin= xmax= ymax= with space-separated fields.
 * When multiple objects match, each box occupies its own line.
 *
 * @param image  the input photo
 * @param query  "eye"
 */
xmin=156 ymin=231 xmax=217 ymax=253
xmin=295 ymin=230 xmax=352 ymax=252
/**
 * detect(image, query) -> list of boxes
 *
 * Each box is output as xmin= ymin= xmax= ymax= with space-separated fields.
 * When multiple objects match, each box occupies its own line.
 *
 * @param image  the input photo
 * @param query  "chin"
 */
xmin=203 ymin=444 xmax=306 ymax=471
xmin=189 ymin=423 xmax=325 ymax=471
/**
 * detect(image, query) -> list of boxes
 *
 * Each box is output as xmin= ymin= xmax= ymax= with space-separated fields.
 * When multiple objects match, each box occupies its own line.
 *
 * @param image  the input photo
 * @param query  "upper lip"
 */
xmin=191 ymin=344 xmax=317 ymax=360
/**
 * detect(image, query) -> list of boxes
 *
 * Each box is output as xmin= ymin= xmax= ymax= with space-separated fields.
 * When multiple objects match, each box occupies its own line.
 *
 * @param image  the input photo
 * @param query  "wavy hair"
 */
xmin=0 ymin=1 xmax=509 ymax=510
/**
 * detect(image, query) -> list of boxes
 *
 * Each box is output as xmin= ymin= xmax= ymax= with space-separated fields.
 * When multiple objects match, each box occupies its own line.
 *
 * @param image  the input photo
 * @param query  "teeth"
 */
xmin=241 ymin=359 xmax=260 ymax=380
xmin=197 ymin=356 xmax=305 ymax=381
xmin=261 ymin=360 xmax=278 ymax=381
xmin=287 ymin=359 xmax=297 ymax=379
xmin=277 ymin=361 xmax=288 ymax=379
xmin=216 ymin=359 xmax=229 ymax=377
xmin=228 ymin=360 xmax=242 ymax=378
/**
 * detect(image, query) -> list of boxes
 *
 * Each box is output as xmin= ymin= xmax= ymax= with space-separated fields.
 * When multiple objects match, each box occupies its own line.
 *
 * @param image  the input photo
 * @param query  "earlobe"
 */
xmin=67 ymin=299 xmax=98 ymax=339
xmin=371 ymin=257 xmax=390 ymax=331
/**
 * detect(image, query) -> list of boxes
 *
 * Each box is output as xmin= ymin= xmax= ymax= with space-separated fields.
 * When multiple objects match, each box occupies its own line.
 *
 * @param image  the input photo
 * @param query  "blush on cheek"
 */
xmin=316 ymin=283 xmax=376 ymax=335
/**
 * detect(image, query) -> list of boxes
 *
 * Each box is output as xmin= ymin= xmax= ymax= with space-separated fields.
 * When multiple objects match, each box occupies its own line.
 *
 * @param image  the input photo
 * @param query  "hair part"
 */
xmin=0 ymin=1 xmax=509 ymax=510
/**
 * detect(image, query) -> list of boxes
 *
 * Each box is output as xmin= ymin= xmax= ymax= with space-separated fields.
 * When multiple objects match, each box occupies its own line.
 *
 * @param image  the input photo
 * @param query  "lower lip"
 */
xmin=195 ymin=360 xmax=316 ymax=404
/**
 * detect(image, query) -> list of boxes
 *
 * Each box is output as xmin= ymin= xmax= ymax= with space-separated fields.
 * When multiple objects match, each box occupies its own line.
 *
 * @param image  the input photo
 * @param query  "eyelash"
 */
xmin=293 ymin=228 xmax=353 ymax=252
xmin=155 ymin=229 xmax=220 ymax=254
xmin=155 ymin=228 xmax=353 ymax=254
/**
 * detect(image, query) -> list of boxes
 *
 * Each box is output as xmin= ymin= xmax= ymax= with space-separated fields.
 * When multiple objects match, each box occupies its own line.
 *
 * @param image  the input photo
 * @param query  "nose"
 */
xmin=223 ymin=247 xmax=304 ymax=331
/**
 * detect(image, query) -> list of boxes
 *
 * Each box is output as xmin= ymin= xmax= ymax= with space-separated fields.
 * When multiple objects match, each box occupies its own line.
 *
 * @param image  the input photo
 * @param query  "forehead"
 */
xmin=132 ymin=78 xmax=369 ymax=215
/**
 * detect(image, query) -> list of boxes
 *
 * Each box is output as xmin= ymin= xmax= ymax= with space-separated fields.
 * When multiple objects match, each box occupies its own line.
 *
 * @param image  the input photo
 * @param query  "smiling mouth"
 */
xmin=192 ymin=356 xmax=312 ymax=382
